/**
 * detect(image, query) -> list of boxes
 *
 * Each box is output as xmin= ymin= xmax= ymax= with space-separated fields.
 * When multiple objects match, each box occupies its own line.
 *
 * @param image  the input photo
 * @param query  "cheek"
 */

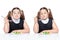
xmin=12 ymin=14 xmax=17 ymax=18
xmin=45 ymin=14 xmax=48 ymax=18
xmin=17 ymin=14 xmax=21 ymax=18
xmin=40 ymin=15 xmax=43 ymax=19
xmin=13 ymin=14 xmax=16 ymax=17
xmin=12 ymin=14 xmax=15 ymax=17
xmin=18 ymin=14 xmax=20 ymax=17
xmin=40 ymin=14 xmax=48 ymax=19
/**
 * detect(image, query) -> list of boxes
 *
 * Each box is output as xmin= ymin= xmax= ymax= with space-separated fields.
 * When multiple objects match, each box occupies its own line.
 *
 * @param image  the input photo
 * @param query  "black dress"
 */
xmin=8 ymin=17 xmax=24 ymax=33
xmin=38 ymin=18 xmax=53 ymax=33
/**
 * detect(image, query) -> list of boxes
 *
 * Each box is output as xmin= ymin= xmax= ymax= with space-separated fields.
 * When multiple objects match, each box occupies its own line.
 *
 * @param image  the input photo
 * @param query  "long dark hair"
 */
xmin=37 ymin=7 xmax=53 ymax=20
xmin=7 ymin=7 xmax=25 ymax=20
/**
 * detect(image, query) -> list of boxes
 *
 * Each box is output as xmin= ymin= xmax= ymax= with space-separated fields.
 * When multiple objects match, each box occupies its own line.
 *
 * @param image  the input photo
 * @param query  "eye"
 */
xmin=14 ymin=13 xmax=16 ymax=14
xmin=40 ymin=13 xmax=43 ymax=15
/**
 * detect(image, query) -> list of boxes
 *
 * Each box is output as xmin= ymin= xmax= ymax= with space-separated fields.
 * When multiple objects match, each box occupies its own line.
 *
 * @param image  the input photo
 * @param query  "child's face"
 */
xmin=12 ymin=9 xmax=21 ymax=19
xmin=40 ymin=9 xmax=48 ymax=20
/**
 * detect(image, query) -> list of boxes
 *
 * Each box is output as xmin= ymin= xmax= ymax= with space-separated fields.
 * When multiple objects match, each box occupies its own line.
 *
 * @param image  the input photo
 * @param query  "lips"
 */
xmin=15 ymin=15 xmax=19 ymax=17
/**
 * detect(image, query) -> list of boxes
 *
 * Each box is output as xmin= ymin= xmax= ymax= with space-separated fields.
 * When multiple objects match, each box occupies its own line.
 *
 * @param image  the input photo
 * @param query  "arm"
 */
xmin=33 ymin=17 xmax=39 ymax=33
xmin=12 ymin=20 xmax=30 ymax=33
xmin=4 ymin=17 xmax=9 ymax=33
xmin=41 ymin=20 xmax=59 ymax=33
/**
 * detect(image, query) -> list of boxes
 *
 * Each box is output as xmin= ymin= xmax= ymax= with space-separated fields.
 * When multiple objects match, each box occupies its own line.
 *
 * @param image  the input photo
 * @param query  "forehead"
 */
xmin=13 ymin=9 xmax=20 ymax=12
xmin=40 ymin=9 xmax=48 ymax=13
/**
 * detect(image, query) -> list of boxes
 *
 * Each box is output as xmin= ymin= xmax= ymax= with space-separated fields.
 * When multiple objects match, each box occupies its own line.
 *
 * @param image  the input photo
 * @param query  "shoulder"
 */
xmin=20 ymin=18 xmax=24 ymax=21
xmin=52 ymin=19 xmax=55 ymax=23
xmin=49 ymin=19 xmax=55 ymax=24
xmin=49 ymin=18 xmax=53 ymax=22
xmin=49 ymin=18 xmax=53 ymax=20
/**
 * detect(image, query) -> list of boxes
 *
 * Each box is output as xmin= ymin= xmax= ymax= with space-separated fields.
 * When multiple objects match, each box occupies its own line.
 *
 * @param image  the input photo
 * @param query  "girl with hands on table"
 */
xmin=4 ymin=7 xmax=30 ymax=33
xmin=33 ymin=7 xmax=59 ymax=34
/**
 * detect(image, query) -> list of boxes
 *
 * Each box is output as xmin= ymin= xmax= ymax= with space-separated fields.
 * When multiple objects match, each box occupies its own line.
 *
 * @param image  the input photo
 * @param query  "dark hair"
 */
xmin=7 ymin=7 xmax=25 ymax=20
xmin=37 ymin=7 xmax=53 ymax=20
xmin=48 ymin=8 xmax=53 ymax=19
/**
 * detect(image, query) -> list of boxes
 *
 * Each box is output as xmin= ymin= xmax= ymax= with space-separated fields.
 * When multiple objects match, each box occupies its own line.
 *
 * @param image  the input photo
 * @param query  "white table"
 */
xmin=0 ymin=33 xmax=59 ymax=40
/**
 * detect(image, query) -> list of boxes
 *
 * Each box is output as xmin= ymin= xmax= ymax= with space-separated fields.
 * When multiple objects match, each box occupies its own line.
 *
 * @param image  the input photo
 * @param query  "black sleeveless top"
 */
xmin=8 ymin=17 xmax=24 ymax=33
xmin=38 ymin=18 xmax=53 ymax=33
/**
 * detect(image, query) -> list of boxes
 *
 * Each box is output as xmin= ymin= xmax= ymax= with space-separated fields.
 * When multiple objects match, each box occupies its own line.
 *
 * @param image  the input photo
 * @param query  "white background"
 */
xmin=0 ymin=0 xmax=60 ymax=34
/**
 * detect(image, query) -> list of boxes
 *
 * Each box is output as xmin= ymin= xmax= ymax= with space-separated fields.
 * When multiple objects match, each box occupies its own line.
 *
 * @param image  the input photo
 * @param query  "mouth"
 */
xmin=15 ymin=16 xmax=18 ymax=17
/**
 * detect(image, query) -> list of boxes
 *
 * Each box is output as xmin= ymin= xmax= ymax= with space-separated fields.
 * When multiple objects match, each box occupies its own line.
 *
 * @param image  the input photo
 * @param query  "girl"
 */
xmin=4 ymin=7 xmax=30 ymax=33
xmin=33 ymin=7 xmax=59 ymax=34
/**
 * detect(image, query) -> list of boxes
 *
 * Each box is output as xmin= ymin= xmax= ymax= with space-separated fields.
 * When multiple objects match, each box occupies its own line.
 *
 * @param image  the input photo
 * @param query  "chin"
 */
xmin=14 ymin=18 xmax=19 ymax=19
xmin=42 ymin=18 xmax=47 ymax=20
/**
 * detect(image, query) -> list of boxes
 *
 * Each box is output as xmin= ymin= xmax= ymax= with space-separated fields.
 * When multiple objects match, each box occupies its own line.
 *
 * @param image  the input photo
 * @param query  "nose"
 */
xmin=15 ymin=15 xmax=18 ymax=17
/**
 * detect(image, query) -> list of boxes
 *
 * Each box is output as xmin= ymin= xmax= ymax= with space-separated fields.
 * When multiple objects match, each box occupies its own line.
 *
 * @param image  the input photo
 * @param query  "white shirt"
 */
xmin=39 ymin=18 xmax=49 ymax=24
xmin=12 ymin=17 xmax=20 ymax=24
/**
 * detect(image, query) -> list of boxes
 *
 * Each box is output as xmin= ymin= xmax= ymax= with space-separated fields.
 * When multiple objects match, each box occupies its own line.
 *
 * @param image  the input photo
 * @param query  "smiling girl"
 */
xmin=33 ymin=7 xmax=59 ymax=34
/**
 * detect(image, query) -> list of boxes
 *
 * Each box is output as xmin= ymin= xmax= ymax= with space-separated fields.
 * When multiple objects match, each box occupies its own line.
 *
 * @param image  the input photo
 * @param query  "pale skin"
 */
xmin=4 ymin=9 xmax=30 ymax=33
xmin=33 ymin=9 xmax=59 ymax=34
xmin=4 ymin=17 xmax=9 ymax=33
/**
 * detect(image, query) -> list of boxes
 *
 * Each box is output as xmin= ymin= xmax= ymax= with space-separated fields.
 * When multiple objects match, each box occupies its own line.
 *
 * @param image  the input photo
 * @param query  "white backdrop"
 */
xmin=0 ymin=0 xmax=60 ymax=34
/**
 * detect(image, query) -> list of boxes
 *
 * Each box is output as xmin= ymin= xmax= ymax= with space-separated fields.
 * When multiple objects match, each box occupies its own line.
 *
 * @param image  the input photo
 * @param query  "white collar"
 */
xmin=40 ymin=18 xmax=49 ymax=24
xmin=12 ymin=17 xmax=20 ymax=24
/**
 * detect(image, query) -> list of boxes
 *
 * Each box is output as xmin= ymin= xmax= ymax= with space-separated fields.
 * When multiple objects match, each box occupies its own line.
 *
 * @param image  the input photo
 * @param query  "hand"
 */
xmin=34 ymin=17 xmax=38 ymax=23
xmin=4 ymin=17 xmax=9 ymax=23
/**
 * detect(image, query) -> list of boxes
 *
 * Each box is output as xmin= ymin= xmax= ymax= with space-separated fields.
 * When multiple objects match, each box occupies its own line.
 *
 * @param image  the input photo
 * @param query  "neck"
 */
xmin=11 ymin=17 xmax=20 ymax=24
